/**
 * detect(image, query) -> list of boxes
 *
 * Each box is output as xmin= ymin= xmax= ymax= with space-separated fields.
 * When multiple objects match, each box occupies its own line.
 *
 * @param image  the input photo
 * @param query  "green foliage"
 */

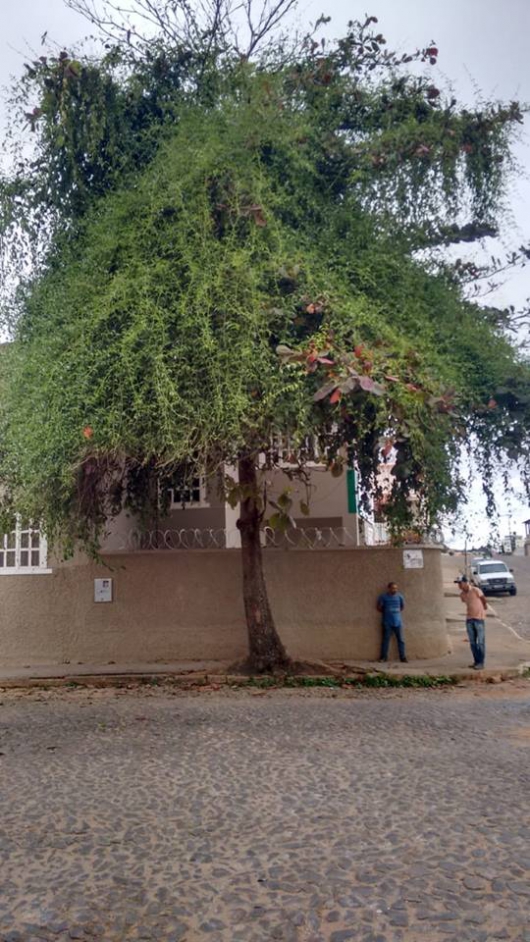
xmin=358 ymin=673 xmax=455 ymax=689
xmin=241 ymin=673 xmax=456 ymax=688
xmin=0 ymin=13 xmax=529 ymax=551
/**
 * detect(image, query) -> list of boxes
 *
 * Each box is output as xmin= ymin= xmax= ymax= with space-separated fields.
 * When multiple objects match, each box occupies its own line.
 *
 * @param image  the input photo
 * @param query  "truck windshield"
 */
xmin=478 ymin=563 xmax=508 ymax=574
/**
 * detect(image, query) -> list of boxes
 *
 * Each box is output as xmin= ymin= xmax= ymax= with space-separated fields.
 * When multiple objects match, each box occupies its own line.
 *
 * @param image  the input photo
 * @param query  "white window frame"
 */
xmin=168 ymin=474 xmax=209 ymax=509
xmin=0 ymin=518 xmax=52 ymax=575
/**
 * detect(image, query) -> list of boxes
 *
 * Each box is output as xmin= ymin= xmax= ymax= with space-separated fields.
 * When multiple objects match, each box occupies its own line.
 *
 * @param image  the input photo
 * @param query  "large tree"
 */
xmin=1 ymin=3 xmax=529 ymax=671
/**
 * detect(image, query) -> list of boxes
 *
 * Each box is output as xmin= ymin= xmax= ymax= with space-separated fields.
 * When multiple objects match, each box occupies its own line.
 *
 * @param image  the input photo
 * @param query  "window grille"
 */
xmin=270 ymin=434 xmax=326 ymax=467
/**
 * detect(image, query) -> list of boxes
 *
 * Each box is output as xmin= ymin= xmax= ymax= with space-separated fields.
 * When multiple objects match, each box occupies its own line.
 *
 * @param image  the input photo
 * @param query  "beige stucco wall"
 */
xmin=100 ymin=478 xmax=226 ymax=552
xmin=264 ymin=466 xmax=353 ymax=528
xmin=98 ymin=465 xmax=360 ymax=553
xmin=0 ymin=547 xmax=447 ymax=668
xmin=160 ymin=474 xmax=226 ymax=531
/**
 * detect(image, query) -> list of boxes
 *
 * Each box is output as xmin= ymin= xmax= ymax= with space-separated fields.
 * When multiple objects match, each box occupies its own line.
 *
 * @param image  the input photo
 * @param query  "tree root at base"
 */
xmin=228 ymin=658 xmax=383 ymax=677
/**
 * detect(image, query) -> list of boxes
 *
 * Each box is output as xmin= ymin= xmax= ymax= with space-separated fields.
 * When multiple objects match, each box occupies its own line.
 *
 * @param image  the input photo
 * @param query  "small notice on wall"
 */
xmin=94 ymin=578 xmax=113 ymax=603
xmin=403 ymin=549 xmax=424 ymax=570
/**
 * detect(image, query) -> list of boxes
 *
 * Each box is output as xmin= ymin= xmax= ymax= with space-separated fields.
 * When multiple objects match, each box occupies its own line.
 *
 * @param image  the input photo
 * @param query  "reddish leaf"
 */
xmin=354 ymin=344 xmax=365 ymax=358
xmin=313 ymin=382 xmax=337 ymax=402
xmin=382 ymin=441 xmax=393 ymax=458
xmin=340 ymin=376 xmax=359 ymax=393
xmin=359 ymin=376 xmax=384 ymax=395
xmin=384 ymin=374 xmax=400 ymax=382
xmin=329 ymin=388 xmax=342 ymax=404
xmin=487 ymin=398 xmax=497 ymax=409
xmin=83 ymin=426 xmax=94 ymax=439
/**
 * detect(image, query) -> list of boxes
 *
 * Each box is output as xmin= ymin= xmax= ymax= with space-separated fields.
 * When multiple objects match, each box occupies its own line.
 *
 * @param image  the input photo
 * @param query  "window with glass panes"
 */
xmin=168 ymin=472 xmax=208 ymax=508
xmin=0 ymin=520 xmax=50 ymax=573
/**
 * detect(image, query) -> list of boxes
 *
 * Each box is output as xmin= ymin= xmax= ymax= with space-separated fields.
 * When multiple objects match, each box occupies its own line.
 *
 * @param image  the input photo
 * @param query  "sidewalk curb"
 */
xmin=1 ymin=665 xmax=529 ymax=690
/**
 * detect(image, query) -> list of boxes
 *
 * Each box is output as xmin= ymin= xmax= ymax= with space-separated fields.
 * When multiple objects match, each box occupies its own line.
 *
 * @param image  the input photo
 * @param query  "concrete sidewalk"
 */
xmin=352 ymin=609 xmax=530 ymax=680
xmin=340 ymin=591 xmax=530 ymax=680
xmin=338 ymin=563 xmax=530 ymax=679
xmin=418 ymin=554 xmax=530 ymax=679
xmin=0 ymin=625 xmax=528 ymax=687
xmin=1 ymin=555 xmax=529 ymax=686
xmin=0 ymin=628 xmax=528 ymax=684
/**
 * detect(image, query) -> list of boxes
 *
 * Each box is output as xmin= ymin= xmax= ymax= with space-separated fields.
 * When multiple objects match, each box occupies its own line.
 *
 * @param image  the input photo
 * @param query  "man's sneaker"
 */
xmin=378 ymin=659 xmax=388 ymax=663
xmin=472 ymin=664 xmax=484 ymax=670
xmin=400 ymin=657 xmax=408 ymax=663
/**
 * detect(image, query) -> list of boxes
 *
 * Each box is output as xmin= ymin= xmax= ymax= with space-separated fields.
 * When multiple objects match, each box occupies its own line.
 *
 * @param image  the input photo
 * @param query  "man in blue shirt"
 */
xmin=377 ymin=582 xmax=407 ymax=663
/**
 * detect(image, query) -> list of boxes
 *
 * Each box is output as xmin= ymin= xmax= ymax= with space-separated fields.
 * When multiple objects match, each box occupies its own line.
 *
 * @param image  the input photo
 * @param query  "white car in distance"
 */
xmin=471 ymin=559 xmax=517 ymax=597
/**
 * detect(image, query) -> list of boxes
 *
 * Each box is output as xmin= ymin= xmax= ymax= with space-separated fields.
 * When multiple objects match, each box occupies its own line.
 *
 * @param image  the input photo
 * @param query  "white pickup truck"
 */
xmin=471 ymin=559 xmax=517 ymax=596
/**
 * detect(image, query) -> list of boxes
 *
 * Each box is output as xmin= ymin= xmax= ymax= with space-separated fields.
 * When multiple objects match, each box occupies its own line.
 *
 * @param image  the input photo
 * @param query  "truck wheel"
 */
xmin=510 ymin=586 xmax=517 ymax=596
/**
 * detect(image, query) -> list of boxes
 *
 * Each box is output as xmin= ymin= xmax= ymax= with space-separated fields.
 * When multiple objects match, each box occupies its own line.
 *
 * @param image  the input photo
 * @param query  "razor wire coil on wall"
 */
xmin=114 ymin=526 xmax=389 ymax=551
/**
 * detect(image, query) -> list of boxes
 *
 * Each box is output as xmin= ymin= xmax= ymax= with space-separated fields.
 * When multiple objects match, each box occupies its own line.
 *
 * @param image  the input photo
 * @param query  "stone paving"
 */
xmin=1 ymin=682 xmax=530 ymax=942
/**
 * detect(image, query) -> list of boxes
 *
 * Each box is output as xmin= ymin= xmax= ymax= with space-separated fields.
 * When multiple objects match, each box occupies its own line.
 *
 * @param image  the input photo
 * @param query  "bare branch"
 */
xmin=64 ymin=0 xmax=299 ymax=59
xmin=242 ymin=0 xmax=298 ymax=57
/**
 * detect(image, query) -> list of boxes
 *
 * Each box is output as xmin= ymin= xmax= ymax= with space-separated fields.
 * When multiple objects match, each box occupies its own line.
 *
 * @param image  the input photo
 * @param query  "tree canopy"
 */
xmin=0 ymin=3 xmax=529 ymax=667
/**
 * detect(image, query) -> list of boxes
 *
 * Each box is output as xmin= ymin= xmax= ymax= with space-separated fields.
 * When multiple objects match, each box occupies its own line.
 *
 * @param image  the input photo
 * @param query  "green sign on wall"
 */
xmin=347 ymin=468 xmax=357 ymax=514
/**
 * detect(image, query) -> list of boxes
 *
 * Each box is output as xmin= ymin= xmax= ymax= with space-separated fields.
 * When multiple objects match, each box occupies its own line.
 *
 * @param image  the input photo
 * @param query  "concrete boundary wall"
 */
xmin=0 ymin=547 xmax=449 ymax=668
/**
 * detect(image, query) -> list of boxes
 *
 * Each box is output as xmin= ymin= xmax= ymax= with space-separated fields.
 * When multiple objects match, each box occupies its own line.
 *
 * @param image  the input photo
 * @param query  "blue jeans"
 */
xmin=466 ymin=619 xmax=485 ymax=666
xmin=381 ymin=623 xmax=406 ymax=661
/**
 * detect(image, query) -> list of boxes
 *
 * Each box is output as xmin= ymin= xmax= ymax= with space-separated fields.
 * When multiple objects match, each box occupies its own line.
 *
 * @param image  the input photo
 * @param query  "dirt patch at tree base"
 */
xmin=227 ymin=658 xmax=376 ymax=678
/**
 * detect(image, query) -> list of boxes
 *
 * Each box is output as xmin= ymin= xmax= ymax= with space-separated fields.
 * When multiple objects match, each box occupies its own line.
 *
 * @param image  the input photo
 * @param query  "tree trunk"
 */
xmin=237 ymin=455 xmax=291 ymax=673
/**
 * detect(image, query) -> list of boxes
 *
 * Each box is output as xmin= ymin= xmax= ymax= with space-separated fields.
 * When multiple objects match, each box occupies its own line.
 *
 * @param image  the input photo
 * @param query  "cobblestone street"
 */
xmin=1 ymin=682 xmax=529 ymax=942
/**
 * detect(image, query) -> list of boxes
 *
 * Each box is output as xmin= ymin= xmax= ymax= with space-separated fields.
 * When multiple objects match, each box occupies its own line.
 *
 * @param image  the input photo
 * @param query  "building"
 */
xmin=0 ymin=451 xmax=449 ymax=670
xmin=524 ymin=519 xmax=530 ymax=556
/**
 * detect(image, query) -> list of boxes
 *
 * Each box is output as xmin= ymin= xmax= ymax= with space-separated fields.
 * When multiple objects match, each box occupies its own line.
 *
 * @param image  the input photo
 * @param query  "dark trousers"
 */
xmin=381 ymin=623 xmax=406 ymax=661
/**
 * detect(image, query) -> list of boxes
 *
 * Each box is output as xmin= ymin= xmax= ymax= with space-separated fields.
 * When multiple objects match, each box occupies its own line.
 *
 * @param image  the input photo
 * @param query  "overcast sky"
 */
xmin=1 ymin=0 xmax=529 ymax=543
